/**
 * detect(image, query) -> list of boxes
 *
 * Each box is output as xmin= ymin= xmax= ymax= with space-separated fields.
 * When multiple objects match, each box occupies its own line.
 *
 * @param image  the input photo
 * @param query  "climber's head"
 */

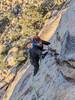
xmin=33 ymin=35 xmax=40 ymax=41
xmin=32 ymin=35 xmax=42 ymax=48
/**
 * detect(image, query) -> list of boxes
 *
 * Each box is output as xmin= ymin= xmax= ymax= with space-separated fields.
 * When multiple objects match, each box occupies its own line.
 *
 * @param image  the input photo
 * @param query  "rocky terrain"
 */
xmin=1 ymin=0 xmax=75 ymax=100
xmin=0 ymin=0 xmax=66 ymax=70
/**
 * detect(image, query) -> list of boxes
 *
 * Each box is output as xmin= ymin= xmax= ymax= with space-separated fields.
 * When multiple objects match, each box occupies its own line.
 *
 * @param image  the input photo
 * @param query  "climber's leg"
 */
xmin=33 ymin=62 xmax=39 ymax=76
xmin=29 ymin=48 xmax=41 ymax=76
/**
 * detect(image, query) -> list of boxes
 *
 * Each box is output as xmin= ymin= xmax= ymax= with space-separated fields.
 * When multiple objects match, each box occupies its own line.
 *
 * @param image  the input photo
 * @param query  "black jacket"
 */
xmin=36 ymin=40 xmax=50 ymax=51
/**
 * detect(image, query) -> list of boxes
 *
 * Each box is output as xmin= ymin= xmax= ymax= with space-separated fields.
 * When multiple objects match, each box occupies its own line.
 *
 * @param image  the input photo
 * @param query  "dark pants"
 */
xmin=29 ymin=47 xmax=42 ymax=76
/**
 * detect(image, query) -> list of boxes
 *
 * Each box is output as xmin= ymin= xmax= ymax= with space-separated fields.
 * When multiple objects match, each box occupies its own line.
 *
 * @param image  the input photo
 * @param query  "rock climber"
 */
xmin=29 ymin=35 xmax=50 ymax=76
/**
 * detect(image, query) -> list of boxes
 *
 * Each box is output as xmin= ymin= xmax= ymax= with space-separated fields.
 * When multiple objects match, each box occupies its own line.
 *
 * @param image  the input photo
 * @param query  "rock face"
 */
xmin=1 ymin=0 xmax=75 ymax=100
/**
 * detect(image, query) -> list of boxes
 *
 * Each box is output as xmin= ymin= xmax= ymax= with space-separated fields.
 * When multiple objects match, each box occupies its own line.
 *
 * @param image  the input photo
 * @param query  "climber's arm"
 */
xmin=42 ymin=40 xmax=50 ymax=45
